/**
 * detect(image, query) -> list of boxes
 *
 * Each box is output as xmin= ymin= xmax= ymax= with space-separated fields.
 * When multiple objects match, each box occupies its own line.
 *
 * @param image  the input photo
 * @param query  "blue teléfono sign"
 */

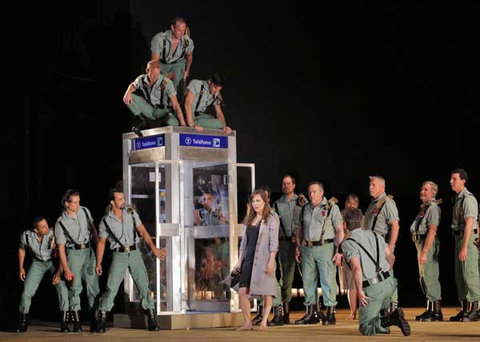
xmin=132 ymin=135 xmax=165 ymax=151
xmin=179 ymin=133 xmax=228 ymax=149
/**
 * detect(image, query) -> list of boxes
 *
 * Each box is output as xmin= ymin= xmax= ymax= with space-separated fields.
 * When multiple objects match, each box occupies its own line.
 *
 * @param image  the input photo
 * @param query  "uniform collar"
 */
xmin=280 ymin=193 xmax=298 ymax=202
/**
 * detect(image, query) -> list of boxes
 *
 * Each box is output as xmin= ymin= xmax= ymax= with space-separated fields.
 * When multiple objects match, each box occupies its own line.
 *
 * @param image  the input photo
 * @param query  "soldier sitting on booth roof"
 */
xmin=184 ymin=73 xmax=232 ymax=134
xmin=123 ymin=60 xmax=186 ymax=137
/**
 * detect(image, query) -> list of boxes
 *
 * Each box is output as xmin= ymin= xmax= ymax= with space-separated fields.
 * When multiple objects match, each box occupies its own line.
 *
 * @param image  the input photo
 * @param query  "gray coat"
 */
xmin=237 ymin=213 xmax=279 ymax=297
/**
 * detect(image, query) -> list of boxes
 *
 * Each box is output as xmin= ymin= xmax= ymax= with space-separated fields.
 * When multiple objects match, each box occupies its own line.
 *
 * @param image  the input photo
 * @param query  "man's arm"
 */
xmin=170 ymin=95 xmax=186 ymax=126
xmin=459 ymin=217 xmax=474 ymax=261
xmin=295 ymin=225 xmax=303 ymax=263
xmin=95 ymin=237 xmax=107 ymax=276
xmin=333 ymin=224 xmax=345 ymax=266
xmin=349 ymin=257 xmax=369 ymax=307
xmin=184 ymin=90 xmax=197 ymax=128
xmin=136 ymin=224 xmax=166 ymax=260
xmin=58 ymin=244 xmax=74 ymax=281
xmin=123 ymin=82 xmax=137 ymax=105
xmin=184 ymin=52 xmax=193 ymax=79
xmin=214 ymin=104 xmax=231 ymax=134
xmin=388 ymin=220 xmax=400 ymax=254
xmin=18 ymin=247 xmax=26 ymax=281
xmin=420 ymin=224 xmax=437 ymax=265
xmin=151 ymin=52 xmax=160 ymax=61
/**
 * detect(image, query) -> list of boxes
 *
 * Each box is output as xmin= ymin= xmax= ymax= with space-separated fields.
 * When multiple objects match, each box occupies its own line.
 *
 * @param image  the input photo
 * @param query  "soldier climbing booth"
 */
xmin=115 ymin=126 xmax=254 ymax=329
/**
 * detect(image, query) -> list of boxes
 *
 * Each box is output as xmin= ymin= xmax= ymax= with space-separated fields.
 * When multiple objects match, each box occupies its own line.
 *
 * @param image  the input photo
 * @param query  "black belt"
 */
xmin=160 ymin=58 xmax=181 ymax=65
xmin=453 ymin=229 xmax=478 ymax=236
xmin=302 ymin=239 xmax=334 ymax=247
xmin=363 ymin=271 xmax=390 ymax=288
xmin=281 ymin=235 xmax=297 ymax=244
xmin=114 ymin=244 xmax=137 ymax=253
xmin=68 ymin=242 xmax=90 ymax=250
xmin=32 ymin=256 xmax=52 ymax=262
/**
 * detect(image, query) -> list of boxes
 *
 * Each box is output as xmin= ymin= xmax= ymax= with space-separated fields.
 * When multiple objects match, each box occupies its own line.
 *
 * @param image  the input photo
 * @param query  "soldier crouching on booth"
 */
xmin=341 ymin=208 xmax=411 ymax=336
xmin=16 ymin=215 xmax=69 ymax=332
xmin=93 ymin=188 xmax=166 ymax=333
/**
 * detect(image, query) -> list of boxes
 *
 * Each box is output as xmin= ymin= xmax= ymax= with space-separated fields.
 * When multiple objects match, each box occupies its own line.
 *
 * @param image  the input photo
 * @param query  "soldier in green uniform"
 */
xmin=341 ymin=208 xmax=411 ymax=336
xmin=272 ymin=175 xmax=307 ymax=324
xmin=123 ymin=60 xmax=186 ymax=136
xmin=184 ymin=73 xmax=232 ymax=133
xmin=55 ymin=189 xmax=100 ymax=332
xmin=449 ymin=169 xmax=480 ymax=322
xmin=94 ymin=188 xmax=167 ymax=333
xmin=151 ymin=17 xmax=194 ymax=97
xmin=363 ymin=176 xmax=400 ymax=310
xmin=295 ymin=181 xmax=344 ymax=325
xmin=410 ymin=181 xmax=443 ymax=321
xmin=16 ymin=215 xmax=69 ymax=333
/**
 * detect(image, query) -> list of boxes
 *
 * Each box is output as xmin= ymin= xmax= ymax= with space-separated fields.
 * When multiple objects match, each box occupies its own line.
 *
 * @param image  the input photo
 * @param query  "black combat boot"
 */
xmin=16 ymin=313 xmax=28 ymax=333
xmin=322 ymin=306 xmax=336 ymax=325
xmin=315 ymin=301 xmax=325 ymax=323
xmin=132 ymin=114 xmax=149 ymax=137
xmin=251 ymin=306 xmax=263 ymax=326
xmin=381 ymin=307 xmax=411 ymax=336
xmin=59 ymin=311 xmax=70 ymax=332
xmin=450 ymin=300 xmax=469 ymax=321
xmin=145 ymin=309 xmax=159 ymax=331
xmin=267 ymin=304 xmax=284 ymax=326
xmin=95 ymin=310 xmax=108 ymax=333
xmin=294 ymin=305 xmax=318 ymax=325
xmin=421 ymin=300 xmax=443 ymax=322
xmin=461 ymin=301 xmax=480 ymax=322
xmin=416 ymin=300 xmax=432 ymax=321
xmin=282 ymin=302 xmax=290 ymax=324
xmin=72 ymin=311 xmax=83 ymax=332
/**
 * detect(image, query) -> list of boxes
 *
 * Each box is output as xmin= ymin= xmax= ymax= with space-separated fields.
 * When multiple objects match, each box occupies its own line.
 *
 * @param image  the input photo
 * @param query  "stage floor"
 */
xmin=1 ymin=307 xmax=478 ymax=341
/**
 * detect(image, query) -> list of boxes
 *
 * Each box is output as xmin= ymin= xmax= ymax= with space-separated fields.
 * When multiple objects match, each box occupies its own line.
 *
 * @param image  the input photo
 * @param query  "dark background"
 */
xmin=2 ymin=1 xmax=479 ymax=328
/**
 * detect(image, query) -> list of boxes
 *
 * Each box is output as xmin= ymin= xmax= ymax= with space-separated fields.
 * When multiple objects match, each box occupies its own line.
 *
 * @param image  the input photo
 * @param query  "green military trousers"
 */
xmin=454 ymin=234 xmax=480 ymax=302
xmin=278 ymin=241 xmax=298 ymax=303
xmin=161 ymin=61 xmax=185 ymax=93
xmin=67 ymin=247 xmax=100 ymax=311
xmin=194 ymin=113 xmax=223 ymax=130
xmin=99 ymin=249 xmax=154 ymax=312
xmin=415 ymin=237 xmax=442 ymax=301
xmin=19 ymin=260 xmax=69 ymax=314
xmin=359 ymin=276 xmax=397 ymax=336
xmin=301 ymin=243 xmax=337 ymax=307
xmin=127 ymin=94 xmax=174 ymax=122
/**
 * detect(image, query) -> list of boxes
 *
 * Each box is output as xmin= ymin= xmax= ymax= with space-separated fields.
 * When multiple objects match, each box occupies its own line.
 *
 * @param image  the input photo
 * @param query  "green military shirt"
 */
xmin=364 ymin=193 xmax=399 ymax=237
xmin=452 ymin=188 xmax=479 ymax=232
xmin=19 ymin=229 xmax=55 ymax=261
xmin=273 ymin=194 xmax=299 ymax=238
xmin=187 ymin=79 xmax=220 ymax=114
xmin=341 ymin=229 xmax=390 ymax=281
xmin=302 ymin=197 xmax=343 ymax=241
xmin=198 ymin=207 xmax=220 ymax=226
xmin=133 ymin=74 xmax=177 ymax=107
xmin=55 ymin=206 xmax=93 ymax=247
xmin=410 ymin=200 xmax=441 ymax=236
xmin=99 ymin=208 xmax=142 ymax=250
xmin=150 ymin=29 xmax=194 ymax=64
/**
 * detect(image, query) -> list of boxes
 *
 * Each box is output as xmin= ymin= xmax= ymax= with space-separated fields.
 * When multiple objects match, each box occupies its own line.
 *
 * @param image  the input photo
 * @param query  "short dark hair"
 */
xmin=61 ymin=189 xmax=80 ymax=209
xmin=210 ymin=73 xmax=225 ymax=87
xmin=32 ymin=214 xmax=46 ymax=229
xmin=108 ymin=188 xmax=124 ymax=202
xmin=343 ymin=208 xmax=363 ymax=231
xmin=451 ymin=169 xmax=469 ymax=184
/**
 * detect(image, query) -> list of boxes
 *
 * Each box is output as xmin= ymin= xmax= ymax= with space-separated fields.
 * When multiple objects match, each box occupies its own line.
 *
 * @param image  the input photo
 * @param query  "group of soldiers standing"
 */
xmin=251 ymin=168 xmax=479 ymax=336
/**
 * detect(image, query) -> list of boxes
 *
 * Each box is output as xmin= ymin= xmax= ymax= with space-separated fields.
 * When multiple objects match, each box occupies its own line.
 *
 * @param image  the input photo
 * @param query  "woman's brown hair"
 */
xmin=243 ymin=190 xmax=271 ymax=226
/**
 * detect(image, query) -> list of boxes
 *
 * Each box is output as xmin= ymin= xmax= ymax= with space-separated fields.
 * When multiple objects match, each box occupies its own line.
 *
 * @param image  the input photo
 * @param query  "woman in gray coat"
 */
xmin=234 ymin=189 xmax=279 ymax=331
